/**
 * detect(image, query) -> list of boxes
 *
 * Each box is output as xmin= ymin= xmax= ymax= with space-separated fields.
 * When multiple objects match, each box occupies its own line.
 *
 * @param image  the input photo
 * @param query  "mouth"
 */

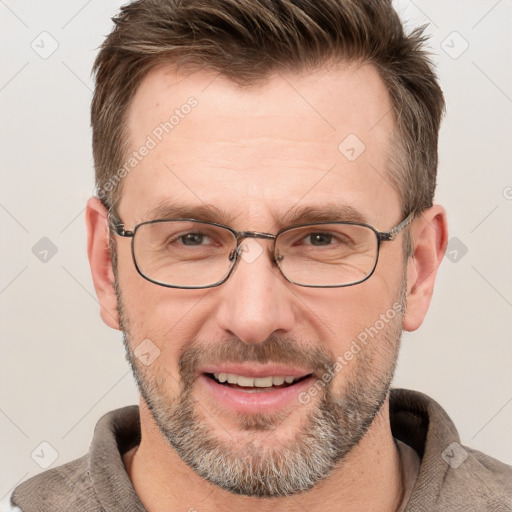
xmin=198 ymin=368 xmax=316 ymax=414
xmin=204 ymin=372 xmax=313 ymax=392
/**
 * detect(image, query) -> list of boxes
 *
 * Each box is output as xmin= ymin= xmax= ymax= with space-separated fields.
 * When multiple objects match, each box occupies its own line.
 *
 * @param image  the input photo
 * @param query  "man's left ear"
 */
xmin=402 ymin=205 xmax=448 ymax=332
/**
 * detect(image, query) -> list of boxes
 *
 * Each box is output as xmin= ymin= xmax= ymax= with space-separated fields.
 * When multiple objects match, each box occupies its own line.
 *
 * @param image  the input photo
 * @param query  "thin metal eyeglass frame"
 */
xmin=108 ymin=211 xmax=415 ymax=289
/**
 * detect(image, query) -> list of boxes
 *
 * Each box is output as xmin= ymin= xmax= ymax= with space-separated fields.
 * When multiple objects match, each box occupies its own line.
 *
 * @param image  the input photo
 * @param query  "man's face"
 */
xmin=114 ymin=62 xmax=408 ymax=496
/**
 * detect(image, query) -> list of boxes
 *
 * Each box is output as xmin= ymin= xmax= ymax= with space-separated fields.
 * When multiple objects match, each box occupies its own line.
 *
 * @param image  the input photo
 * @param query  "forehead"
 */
xmin=119 ymin=62 xmax=399 ymax=227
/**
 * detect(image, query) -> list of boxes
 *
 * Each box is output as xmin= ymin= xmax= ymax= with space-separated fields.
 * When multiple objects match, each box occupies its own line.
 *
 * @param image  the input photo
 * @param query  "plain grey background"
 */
xmin=1 ymin=0 xmax=511 ymax=502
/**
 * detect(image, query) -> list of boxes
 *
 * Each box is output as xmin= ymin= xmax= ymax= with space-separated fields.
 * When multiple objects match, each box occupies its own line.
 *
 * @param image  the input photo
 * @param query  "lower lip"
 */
xmin=199 ymin=374 xmax=315 ymax=414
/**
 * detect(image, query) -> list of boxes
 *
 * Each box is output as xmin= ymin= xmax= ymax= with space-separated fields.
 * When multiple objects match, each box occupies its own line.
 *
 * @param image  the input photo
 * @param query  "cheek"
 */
xmin=116 ymin=253 xmax=213 ymax=381
xmin=298 ymin=273 xmax=402 ymax=350
xmin=116 ymin=245 xmax=197 ymax=333
xmin=120 ymin=286 xmax=207 ymax=353
xmin=327 ymin=305 xmax=402 ymax=392
xmin=117 ymin=283 xmax=194 ymax=395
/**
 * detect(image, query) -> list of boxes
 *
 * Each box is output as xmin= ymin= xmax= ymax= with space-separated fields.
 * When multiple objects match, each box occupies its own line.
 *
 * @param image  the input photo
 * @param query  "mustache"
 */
xmin=178 ymin=335 xmax=335 ymax=387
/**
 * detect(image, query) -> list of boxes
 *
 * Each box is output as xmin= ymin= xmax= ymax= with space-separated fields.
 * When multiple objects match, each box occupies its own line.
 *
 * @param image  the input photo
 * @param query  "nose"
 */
xmin=216 ymin=238 xmax=296 ymax=344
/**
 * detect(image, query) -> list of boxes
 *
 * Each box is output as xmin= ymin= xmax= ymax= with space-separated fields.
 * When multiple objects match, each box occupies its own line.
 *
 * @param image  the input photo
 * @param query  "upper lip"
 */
xmin=199 ymin=364 xmax=314 ymax=379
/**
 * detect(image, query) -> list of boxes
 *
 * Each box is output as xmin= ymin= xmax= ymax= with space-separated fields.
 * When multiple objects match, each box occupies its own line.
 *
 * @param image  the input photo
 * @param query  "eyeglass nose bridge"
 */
xmin=229 ymin=230 xmax=279 ymax=262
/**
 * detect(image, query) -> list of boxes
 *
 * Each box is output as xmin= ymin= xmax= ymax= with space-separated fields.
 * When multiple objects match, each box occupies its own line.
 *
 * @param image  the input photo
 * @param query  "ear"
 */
xmin=85 ymin=197 xmax=120 ymax=330
xmin=402 ymin=205 xmax=448 ymax=332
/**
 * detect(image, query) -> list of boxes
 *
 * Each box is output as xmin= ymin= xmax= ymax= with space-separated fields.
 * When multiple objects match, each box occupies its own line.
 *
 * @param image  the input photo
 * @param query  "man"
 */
xmin=8 ymin=0 xmax=512 ymax=510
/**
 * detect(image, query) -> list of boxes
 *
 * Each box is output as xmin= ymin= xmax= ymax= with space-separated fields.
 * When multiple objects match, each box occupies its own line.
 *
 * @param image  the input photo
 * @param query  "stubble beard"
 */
xmin=116 ymin=279 xmax=406 ymax=498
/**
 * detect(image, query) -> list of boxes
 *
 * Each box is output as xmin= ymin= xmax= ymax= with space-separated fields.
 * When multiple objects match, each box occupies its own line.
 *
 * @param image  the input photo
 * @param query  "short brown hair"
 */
xmin=91 ymin=0 xmax=444 ymax=216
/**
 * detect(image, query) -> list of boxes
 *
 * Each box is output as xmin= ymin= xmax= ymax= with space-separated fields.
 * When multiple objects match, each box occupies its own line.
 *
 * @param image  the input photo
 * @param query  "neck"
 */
xmin=124 ymin=397 xmax=404 ymax=512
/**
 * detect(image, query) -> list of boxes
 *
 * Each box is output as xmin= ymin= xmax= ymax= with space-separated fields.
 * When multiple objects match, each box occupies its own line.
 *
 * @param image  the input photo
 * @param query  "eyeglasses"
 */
xmin=108 ymin=211 xmax=415 ymax=289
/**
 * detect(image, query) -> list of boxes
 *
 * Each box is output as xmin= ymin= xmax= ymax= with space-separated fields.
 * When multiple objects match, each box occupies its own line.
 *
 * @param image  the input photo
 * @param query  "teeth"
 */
xmin=254 ymin=376 xmax=273 ymax=387
xmin=227 ymin=374 xmax=238 ymax=384
xmin=237 ymin=375 xmax=255 ymax=387
xmin=213 ymin=373 xmax=302 ymax=388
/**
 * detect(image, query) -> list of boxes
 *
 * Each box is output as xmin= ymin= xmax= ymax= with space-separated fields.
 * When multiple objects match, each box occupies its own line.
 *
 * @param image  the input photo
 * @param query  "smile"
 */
xmin=207 ymin=372 xmax=311 ymax=390
xmin=199 ymin=370 xmax=316 ymax=413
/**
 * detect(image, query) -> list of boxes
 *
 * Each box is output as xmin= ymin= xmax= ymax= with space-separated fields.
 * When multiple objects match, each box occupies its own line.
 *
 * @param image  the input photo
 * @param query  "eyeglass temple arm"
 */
xmin=378 ymin=211 xmax=415 ymax=241
xmin=107 ymin=211 xmax=134 ymax=237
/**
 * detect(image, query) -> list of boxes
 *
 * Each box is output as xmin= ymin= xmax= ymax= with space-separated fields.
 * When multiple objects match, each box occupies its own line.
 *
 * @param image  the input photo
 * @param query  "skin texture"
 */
xmin=86 ymin=62 xmax=448 ymax=511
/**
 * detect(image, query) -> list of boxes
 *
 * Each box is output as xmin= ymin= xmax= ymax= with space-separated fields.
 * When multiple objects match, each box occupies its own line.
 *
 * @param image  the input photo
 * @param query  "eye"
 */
xmin=178 ymin=232 xmax=213 ymax=246
xmin=299 ymin=230 xmax=352 ymax=247
xmin=303 ymin=232 xmax=334 ymax=246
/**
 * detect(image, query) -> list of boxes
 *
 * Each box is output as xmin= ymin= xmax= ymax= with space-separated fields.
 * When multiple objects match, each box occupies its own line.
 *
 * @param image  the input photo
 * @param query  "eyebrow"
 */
xmin=138 ymin=202 xmax=236 ymax=225
xmin=277 ymin=204 xmax=368 ymax=227
xmin=138 ymin=201 xmax=368 ymax=228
